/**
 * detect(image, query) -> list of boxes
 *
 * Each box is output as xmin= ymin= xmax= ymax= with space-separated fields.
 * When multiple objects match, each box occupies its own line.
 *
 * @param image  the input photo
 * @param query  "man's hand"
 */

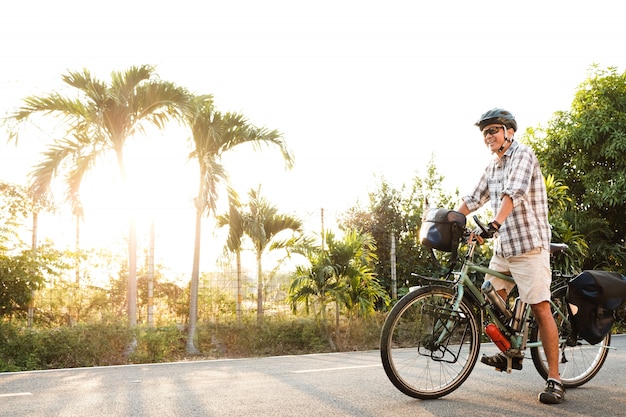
xmin=470 ymin=221 xmax=499 ymax=244
xmin=480 ymin=221 xmax=499 ymax=239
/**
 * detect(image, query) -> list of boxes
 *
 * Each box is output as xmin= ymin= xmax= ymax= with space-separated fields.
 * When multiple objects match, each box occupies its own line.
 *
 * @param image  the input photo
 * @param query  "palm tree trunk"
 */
xmin=147 ymin=220 xmax=155 ymax=327
xmin=75 ymin=214 xmax=80 ymax=285
xmin=319 ymin=295 xmax=336 ymax=351
xmin=236 ymin=250 xmax=242 ymax=323
xmin=28 ymin=211 xmax=38 ymax=327
xmin=256 ymin=252 xmax=263 ymax=323
xmin=118 ymin=154 xmax=137 ymax=328
xmin=186 ymin=206 xmax=203 ymax=354
xmin=128 ymin=216 xmax=137 ymax=327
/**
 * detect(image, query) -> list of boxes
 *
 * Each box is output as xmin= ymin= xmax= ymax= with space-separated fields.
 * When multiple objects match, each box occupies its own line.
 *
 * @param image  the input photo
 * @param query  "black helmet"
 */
xmin=475 ymin=108 xmax=517 ymax=132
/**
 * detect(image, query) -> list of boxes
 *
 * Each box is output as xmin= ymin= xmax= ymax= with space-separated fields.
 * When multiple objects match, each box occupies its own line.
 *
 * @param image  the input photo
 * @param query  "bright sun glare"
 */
xmin=70 ymin=130 xmax=199 ymax=269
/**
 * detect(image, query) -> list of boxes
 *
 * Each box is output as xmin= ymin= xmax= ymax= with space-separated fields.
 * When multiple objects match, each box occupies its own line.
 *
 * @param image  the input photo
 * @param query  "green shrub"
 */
xmin=130 ymin=325 xmax=186 ymax=363
xmin=196 ymin=317 xmax=350 ymax=358
xmin=0 ymin=321 xmax=133 ymax=371
xmin=0 ymin=316 xmax=384 ymax=372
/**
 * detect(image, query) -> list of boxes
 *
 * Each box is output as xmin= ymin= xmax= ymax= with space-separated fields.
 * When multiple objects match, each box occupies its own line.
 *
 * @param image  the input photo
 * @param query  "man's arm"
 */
xmin=493 ymin=195 xmax=513 ymax=227
xmin=456 ymin=202 xmax=470 ymax=216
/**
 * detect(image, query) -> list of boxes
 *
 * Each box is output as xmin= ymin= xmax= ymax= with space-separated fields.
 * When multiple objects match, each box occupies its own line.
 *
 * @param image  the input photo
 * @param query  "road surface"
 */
xmin=1 ymin=335 xmax=625 ymax=416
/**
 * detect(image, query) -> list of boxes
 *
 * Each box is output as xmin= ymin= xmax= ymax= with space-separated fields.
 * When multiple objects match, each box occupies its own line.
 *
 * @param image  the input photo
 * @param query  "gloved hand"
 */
xmin=471 ymin=221 xmax=499 ymax=244
xmin=479 ymin=221 xmax=499 ymax=239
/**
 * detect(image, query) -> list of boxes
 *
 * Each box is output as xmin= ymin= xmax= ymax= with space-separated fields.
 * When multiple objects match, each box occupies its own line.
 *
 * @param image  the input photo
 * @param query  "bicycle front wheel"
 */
xmin=380 ymin=286 xmax=481 ymax=399
xmin=530 ymin=286 xmax=610 ymax=388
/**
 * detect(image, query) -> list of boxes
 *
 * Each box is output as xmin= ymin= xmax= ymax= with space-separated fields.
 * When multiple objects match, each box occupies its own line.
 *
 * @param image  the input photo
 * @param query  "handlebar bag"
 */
xmin=566 ymin=270 xmax=626 ymax=345
xmin=419 ymin=208 xmax=466 ymax=252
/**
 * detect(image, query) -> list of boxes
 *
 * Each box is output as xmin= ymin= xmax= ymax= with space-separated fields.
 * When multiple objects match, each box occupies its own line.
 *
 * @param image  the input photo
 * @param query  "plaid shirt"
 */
xmin=462 ymin=141 xmax=551 ymax=257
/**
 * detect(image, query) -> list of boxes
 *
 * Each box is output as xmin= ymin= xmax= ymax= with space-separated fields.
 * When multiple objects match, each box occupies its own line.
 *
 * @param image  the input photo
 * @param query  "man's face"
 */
xmin=482 ymin=124 xmax=507 ymax=153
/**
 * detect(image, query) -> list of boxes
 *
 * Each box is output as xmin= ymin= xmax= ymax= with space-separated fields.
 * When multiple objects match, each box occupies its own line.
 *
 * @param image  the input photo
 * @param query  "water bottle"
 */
xmin=485 ymin=323 xmax=511 ymax=352
xmin=509 ymin=297 xmax=527 ymax=332
xmin=481 ymin=281 xmax=512 ymax=320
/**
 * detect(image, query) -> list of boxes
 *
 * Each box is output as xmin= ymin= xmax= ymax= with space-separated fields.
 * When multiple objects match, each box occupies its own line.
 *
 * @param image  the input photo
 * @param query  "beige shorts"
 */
xmin=485 ymin=247 xmax=551 ymax=305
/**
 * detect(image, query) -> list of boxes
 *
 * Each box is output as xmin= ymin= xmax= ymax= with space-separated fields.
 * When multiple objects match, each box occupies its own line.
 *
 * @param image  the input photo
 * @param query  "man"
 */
xmin=456 ymin=108 xmax=564 ymax=404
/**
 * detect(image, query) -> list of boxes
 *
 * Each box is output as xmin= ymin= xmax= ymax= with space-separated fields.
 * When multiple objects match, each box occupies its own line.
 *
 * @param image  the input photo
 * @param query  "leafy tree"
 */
xmin=0 ymin=252 xmax=41 ymax=319
xmin=339 ymin=159 xmax=459 ymax=298
xmin=183 ymin=96 xmax=293 ymax=351
xmin=524 ymin=65 xmax=626 ymax=272
xmin=0 ymin=182 xmax=66 ymax=322
xmin=7 ymin=65 xmax=190 ymax=325
xmin=543 ymin=175 xmax=588 ymax=274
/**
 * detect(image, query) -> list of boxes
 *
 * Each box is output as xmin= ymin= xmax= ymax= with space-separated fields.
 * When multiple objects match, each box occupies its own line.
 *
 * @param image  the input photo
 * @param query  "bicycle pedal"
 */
xmin=481 ymin=353 xmax=523 ymax=373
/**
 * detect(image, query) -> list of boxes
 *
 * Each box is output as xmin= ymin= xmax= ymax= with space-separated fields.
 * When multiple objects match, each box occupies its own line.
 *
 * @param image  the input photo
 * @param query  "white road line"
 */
xmin=0 ymin=392 xmax=33 ymax=398
xmin=292 ymin=364 xmax=381 ymax=373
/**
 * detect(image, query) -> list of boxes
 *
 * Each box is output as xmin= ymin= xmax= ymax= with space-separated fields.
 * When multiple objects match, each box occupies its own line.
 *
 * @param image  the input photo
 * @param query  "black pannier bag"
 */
xmin=566 ymin=270 xmax=626 ymax=345
xmin=419 ymin=208 xmax=466 ymax=252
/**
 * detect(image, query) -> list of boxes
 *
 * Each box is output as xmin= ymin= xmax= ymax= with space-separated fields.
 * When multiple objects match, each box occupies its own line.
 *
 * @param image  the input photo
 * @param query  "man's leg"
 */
xmin=532 ymin=301 xmax=565 ymax=404
xmin=531 ymin=301 xmax=559 ymax=379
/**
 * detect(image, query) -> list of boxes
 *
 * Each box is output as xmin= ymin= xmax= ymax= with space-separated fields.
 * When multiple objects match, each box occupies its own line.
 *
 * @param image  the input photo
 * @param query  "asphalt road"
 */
xmin=1 ymin=335 xmax=625 ymax=417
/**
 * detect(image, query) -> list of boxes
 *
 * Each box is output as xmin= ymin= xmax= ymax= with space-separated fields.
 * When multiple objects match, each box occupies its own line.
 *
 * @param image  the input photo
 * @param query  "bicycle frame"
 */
xmin=382 ymin=221 xmax=613 ymax=398
xmin=421 ymin=238 xmax=570 ymax=356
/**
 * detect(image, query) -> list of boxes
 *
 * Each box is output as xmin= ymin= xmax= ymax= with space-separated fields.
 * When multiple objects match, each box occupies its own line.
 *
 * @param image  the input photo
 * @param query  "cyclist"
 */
xmin=456 ymin=108 xmax=565 ymax=404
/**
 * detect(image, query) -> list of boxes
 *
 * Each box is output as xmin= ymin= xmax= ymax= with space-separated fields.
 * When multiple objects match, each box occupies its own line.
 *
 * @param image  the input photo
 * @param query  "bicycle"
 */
xmin=380 ymin=212 xmax=611 ymax=399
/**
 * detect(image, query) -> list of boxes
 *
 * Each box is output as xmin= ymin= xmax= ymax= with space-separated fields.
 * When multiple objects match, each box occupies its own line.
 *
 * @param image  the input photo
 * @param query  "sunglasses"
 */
xmin=482 ymin=126 xmax=505 ymax=137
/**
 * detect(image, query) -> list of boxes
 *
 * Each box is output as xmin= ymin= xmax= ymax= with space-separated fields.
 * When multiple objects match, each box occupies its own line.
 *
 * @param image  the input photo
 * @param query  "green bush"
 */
xmin=194 ymin=316 xmax=380 ymax=358
xmin=0 ymin=316 xmax=384 ymax=372
xmin=195 ymin=318 xmax=323 ymax=358
xmin=0 ymin=321 xmax=133 ymax=371
xmin=129 ymin=325 xmax=186 ymax=363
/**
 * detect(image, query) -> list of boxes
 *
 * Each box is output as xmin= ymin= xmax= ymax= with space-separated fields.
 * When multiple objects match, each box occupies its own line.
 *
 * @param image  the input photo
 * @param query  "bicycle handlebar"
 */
xmin=472 ymin=215 xmax=490 ymax=236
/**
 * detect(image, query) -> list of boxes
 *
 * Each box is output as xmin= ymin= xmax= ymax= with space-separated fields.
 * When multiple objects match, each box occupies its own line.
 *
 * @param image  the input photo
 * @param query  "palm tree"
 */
xmin=334 ymin=229 xmax=388 ymax=321
xmin=184 ymin=96 xmax=293 ymax=352
xmin=216 ymin=197 xmax=245 ymax=323
xmin=242 ymin=187 xmax=302 ymax=323
xmin=288 ymin=229 xmax=388 ymax=346
xmin=8 ymin=65 xmax=189 ymax=326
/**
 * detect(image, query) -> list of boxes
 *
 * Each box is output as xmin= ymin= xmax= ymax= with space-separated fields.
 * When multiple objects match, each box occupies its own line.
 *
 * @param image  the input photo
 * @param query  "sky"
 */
xmin=1 ymin=0 xmax=625 ymax=275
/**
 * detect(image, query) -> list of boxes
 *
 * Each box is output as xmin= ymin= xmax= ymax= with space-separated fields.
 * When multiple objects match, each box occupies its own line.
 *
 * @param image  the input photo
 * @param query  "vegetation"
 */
xmin=1 ymin=64 xmax=626 ymax=372
xmin=183 ymin=94 xmax=293 ymax=353
xmin=524 ymin=65 xmax=626 ymax=273
xmin=339 ymin=159 xmax=463 ymax=298
xmin=288 ymin=229 xmax=388 ymax=349
xmin=6 ymin=65 xmax=190 ymax=326
xmin=0 ymin=316 xmax=383 ymax=372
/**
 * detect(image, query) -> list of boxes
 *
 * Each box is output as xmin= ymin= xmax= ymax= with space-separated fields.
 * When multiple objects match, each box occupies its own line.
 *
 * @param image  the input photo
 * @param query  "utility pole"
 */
xmin=391 ymin=231 xmax=397 ymax=300
xmin=321 ymin=208 xmax=325 ymax=250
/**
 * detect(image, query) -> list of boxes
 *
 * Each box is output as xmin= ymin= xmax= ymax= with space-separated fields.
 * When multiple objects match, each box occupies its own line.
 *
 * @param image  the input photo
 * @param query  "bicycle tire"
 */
xmin=530 ymin=286 xmax=610 ymax=388
xmin=380 ymin=286 xmax=481 ymax=399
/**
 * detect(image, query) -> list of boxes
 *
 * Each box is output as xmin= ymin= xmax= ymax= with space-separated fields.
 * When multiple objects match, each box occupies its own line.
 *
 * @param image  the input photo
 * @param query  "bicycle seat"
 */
xmin=549 ymin=243 xmax=568 ymax=254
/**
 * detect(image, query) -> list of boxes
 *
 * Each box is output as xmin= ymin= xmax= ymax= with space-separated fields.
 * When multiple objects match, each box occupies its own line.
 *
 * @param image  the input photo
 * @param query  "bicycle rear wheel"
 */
xmin=380 ymin=286 xmax=481 ymax=399
xmin=530 ymin=286 xmax=610 ymax=388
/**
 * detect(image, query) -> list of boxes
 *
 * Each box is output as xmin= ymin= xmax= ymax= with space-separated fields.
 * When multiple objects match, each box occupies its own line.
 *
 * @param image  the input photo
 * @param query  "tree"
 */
xmin=525 ymin=65 xmax=626 ymax=272
xmin=339 ymin=159 xmax=459 ymax=298
xmin=0 ymin=183 xmax=67 ymax=320
xmin=288 ymin=229 xmax=388 ymax=347
xmin=336 ymin=229 xmax=389 ymax=320
xmin=242 ymin=187 xmax=302 ymax=323
xmin=183 ymin=96 xmax=293 ymax=352
xmin=216 ymin=197 xmax=245 ymax=323
xmin=543 ymin=175 xmax=588 ymax=274
xmin=7 ymin=65 xmax=190 ymax=325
